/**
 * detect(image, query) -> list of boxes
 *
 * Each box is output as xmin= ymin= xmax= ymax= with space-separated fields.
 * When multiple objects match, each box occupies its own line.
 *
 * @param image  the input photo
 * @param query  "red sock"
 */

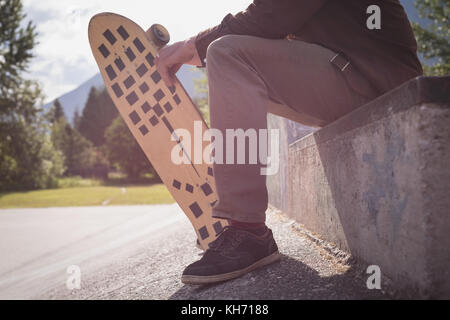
xmin=230 ymin=220 xmax=267 ymax=236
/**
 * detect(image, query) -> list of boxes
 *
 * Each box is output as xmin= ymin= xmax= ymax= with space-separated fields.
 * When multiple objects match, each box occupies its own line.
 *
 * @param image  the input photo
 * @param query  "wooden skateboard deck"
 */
xmin=88 ymin=12 xmax=227 ymax=250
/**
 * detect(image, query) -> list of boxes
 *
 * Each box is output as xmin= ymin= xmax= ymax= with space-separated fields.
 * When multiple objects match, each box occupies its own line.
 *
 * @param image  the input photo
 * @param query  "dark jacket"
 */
xmin=195 ymin=0 xmax=423 ymax=97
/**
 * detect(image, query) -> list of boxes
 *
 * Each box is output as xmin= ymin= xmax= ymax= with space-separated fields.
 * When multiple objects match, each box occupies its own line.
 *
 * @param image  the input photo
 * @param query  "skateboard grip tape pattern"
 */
xmin=88 ymin=13 xmax=227 ymax=250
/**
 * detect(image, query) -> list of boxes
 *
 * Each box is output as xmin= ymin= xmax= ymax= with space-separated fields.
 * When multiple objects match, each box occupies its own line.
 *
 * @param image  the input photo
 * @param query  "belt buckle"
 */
xmin=330 ymin=53 xmax=350 ymax=72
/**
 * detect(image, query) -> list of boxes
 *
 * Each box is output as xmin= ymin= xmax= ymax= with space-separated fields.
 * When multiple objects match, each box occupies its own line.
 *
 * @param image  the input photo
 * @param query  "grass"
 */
xmin=55 ymin=174 xmax=162 ymax=188
xmin=56 ymin=176 xmax=102 ymax=188
xmin=0 ymin=178 xmax=175 ymax=209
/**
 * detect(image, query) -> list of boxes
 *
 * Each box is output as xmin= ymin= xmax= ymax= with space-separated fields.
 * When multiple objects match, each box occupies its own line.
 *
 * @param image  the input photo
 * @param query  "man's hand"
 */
xmin=156 ymin=37 xmax=202 ymax=87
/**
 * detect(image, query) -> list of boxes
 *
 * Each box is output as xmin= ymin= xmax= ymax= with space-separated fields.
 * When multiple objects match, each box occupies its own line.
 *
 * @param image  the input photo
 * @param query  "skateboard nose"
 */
xmin=88 ymin=13 xmax=109 ymax=39
xmin=88 ymin=12 xmax=120 ymax=40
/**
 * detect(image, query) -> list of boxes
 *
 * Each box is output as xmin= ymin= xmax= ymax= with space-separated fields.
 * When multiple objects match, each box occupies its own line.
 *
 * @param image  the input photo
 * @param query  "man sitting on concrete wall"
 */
xmin=156 ymin=0 xmax=423 ymax=285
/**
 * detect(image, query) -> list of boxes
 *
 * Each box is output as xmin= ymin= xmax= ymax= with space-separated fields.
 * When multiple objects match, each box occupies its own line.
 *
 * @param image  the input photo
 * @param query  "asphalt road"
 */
xmin=0 ymin=205 xmax=387 ymax=300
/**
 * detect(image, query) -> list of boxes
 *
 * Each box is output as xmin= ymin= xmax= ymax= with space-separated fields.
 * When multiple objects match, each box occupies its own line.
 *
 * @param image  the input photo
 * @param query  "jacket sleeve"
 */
xmin=195 ymin=0 xmax=328 ymax=65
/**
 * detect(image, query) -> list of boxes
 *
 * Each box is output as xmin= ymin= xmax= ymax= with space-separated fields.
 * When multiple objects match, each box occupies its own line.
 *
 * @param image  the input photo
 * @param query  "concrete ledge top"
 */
xmin=291 ymin=76 xmax=450 ymax=148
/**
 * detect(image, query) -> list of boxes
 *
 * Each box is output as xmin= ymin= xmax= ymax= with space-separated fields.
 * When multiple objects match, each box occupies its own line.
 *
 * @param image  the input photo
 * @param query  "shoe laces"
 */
xmin=208 ymin=226 xmax=246 ymax=253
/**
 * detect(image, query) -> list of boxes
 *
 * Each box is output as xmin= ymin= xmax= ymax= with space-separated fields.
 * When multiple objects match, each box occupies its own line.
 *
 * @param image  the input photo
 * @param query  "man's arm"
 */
xmin=156 ymin=0 xmax=327 ymax=86
xmin=195 ymin=0 xmax=328 ymax=64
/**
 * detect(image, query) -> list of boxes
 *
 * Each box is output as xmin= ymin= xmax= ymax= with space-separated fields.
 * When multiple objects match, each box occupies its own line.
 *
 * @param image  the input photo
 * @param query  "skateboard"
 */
xmin=88 ymin=12 xmax=227 ymax=250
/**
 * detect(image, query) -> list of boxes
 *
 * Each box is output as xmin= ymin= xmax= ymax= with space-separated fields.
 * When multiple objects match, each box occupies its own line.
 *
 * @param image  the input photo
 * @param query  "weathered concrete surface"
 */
xmin=267 ymin=76 xmax=450 ymax=298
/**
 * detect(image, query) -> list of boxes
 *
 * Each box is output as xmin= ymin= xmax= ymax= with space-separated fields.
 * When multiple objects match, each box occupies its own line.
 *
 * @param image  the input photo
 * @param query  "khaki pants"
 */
xmin=206 ymin=35 xmax=375 ymax=223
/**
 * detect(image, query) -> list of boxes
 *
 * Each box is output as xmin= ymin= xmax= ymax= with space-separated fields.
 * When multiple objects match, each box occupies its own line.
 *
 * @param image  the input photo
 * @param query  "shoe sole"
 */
xmin=181 ymin=251 xmax=281 ymax=285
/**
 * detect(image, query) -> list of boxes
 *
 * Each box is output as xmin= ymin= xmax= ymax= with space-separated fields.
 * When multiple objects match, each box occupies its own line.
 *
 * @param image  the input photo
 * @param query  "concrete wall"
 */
xmin=267 ymin=76 xmax=450 ymax=298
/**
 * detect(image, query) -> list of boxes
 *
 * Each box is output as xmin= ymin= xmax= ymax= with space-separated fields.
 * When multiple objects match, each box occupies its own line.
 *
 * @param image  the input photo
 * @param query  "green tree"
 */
xmin=104 ymin=116 xmax=154 ymax=179
xmin=47 ymin=98 xmax=66 ymax=123
xmin=73 ymin=107 xmax=81 ymax=131
xmin=192 ymin=68 xmax=210 ymax=126
xmin=0 ymin=0 xmax=64 ymax=191
xmin=78 ymin=87 xmax=118 ymax=146
xmin=1 ymin=117 xmax=65 ymax=191
xmin=51 ymin=117 xmax=99 ymax=176
xmin=0 ymin=0 xmax=37 ymax=111
xmin=412 ymin=0 xmax=450 ymax=76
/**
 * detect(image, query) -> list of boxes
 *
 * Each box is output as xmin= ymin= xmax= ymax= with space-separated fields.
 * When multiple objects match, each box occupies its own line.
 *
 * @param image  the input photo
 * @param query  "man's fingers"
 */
xmin=155 ymin=41 xmax=191 ymax=87
xmin=161 ymin=67 xmax=174 ymax=87
xmin=170 ymin=63 xmax=182 ymax=77
xmin=156 ymin=55 xmax=174 ymax=87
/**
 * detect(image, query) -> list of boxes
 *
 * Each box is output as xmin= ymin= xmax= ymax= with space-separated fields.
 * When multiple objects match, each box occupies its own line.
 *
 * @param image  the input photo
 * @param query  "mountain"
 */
xmin=43 ymin=73 xmax=104 ymax=123
xmin=43 ymin=65 xmax=204 ymax=124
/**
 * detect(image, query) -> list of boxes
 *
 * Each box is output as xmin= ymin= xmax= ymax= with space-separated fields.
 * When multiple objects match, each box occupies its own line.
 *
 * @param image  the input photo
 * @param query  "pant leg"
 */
xmin=206 ymin=35 xmax=372 ymax=223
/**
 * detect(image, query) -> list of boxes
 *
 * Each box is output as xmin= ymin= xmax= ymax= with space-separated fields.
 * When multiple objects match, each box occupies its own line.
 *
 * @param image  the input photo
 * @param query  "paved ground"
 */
xmin=0 ymin=205 xmax=387 ymax=300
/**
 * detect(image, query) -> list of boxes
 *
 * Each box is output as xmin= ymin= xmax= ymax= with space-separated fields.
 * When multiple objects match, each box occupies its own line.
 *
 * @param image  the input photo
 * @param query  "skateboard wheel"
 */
xmin=147 ymin=24 xmax=170 ymax=48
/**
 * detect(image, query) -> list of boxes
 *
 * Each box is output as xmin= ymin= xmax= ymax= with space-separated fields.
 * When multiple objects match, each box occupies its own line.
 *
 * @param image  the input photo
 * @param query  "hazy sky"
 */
xmin=22 ymin=0 xmax=252 ymax=104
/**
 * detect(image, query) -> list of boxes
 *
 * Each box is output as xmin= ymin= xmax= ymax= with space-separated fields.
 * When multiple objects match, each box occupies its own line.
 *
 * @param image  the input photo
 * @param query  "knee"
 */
xmin=206 ymin=35 xmax=242 ymax=63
